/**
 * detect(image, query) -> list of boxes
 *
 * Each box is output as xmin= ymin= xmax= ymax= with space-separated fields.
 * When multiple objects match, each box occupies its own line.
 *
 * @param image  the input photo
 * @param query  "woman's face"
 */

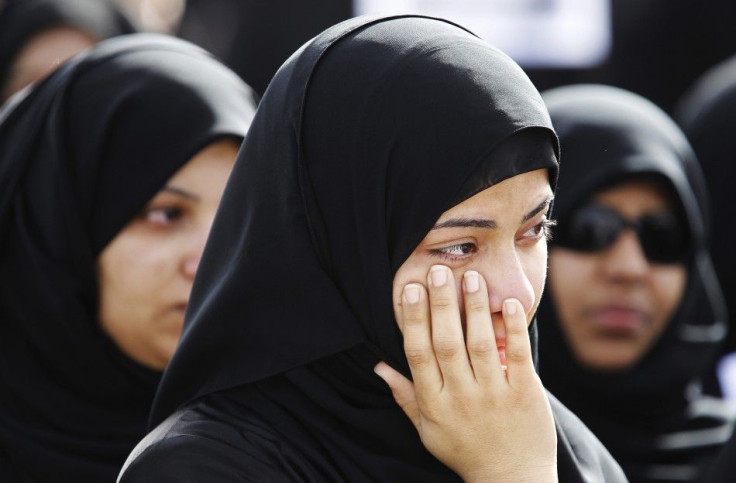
xmin=2 ymin=27 xmax=95 ymax=101
xmin=98 ymin=138 xmax=239 ymax=370
xmin=549 ymin=180 xmax=688 ymax=371
xmin=393 ymin=168 xmax=554 ymax=341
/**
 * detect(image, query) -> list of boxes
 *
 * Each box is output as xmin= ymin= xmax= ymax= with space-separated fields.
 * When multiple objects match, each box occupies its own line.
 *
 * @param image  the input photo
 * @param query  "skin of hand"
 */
xmin=375 ymin=267 xmax=557 ymax=482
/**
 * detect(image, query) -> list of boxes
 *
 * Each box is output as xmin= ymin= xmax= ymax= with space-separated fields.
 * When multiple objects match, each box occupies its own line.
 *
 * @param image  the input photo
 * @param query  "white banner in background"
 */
xmin=353 ymin=0 xmax=612 ymax=68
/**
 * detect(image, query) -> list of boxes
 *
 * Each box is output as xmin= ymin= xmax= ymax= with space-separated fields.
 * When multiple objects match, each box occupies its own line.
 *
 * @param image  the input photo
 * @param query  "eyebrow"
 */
xmin=161 ymin=185 xmax=200 ymax=202
xmin=431 ymin=196 xmax=554 ymax=230
xmin=522 ymin=196 xmax=554 ymax=222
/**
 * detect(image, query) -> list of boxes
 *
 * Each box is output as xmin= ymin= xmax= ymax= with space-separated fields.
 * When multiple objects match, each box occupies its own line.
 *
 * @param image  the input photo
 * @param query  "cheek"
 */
xmin=548 ymin=250 xmax=593 ymax=321
xmin=98 ymin=234 xmax=176 ymax=310
xmin=523 ymin=245 xmax=551 ymax=315
xmin=651 ymin=265 xmax=688 ymax=324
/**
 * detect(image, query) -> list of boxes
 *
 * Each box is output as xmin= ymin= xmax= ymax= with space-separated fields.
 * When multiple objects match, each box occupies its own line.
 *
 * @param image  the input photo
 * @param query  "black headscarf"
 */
xmin=676 ymin=55 xmax=736 ymax=358
xmin=0 ymin=34 xmax=256 ymax=482
xmin=122 ymin=16 xmax=625 ymax=482
xmin=0 ymin=0 xmax=136 ymax=100
xmin=538 ymin=84 xmax=731 ymax=482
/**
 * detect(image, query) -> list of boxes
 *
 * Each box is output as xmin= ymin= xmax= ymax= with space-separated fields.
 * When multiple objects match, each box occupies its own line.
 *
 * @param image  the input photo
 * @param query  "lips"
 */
xmin=587 ymin=306 xmax=647 ymax=334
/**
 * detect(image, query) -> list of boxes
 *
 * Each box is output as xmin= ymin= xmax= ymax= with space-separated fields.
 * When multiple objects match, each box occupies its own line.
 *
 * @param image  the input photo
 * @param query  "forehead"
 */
xmin=437 ymin=169 xmax=552 ymax=220
xmin=592 ymin=179 xmax=674 ymax=217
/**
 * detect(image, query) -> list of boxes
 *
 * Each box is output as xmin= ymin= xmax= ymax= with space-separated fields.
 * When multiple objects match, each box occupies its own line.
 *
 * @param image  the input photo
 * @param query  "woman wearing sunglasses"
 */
xmin=536 ymin=84 xmax=733 ymax=483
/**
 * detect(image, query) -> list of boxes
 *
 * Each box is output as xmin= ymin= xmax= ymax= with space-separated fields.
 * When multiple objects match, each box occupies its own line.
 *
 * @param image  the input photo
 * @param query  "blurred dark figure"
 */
xmin=527 ymin=0 xmax=736 ymax=113
xmin=538 ymin=85 xmax=733 ymax=483
xmin=177 ymin=0 xmax=351 ymax=96
xmin=676 ymin=54 xmax=736 ymax=401
xmin=0 ymin=0 xmax=136 ymax=103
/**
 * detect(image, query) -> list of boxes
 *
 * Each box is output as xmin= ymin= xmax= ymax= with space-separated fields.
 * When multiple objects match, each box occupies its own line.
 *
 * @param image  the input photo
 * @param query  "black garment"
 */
xmin=676 ymin=55 xmax=736 ymax=359
xmin=526 ymin=0 xmax=736 ymax=114
xmin=177 ymin=0 xmax=351 ymax=96
xmin=0 ymin=34 xmax=256 ymax=482
xmin=0 ymin=0 xmax=136 ymax=101
xmin=538 ymin=85 xmax=732 ymax=483
xmin=120 ymin=15 xmax=626 ymax=482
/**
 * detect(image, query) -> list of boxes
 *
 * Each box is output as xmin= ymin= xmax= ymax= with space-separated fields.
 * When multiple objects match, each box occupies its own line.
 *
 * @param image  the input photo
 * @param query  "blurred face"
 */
xmin=98 ymin=138 xmax=239 ymax=370
xmin=549 ymin=180 xmax=687 ymax=371
xmin=393 ymin=169 xmax=554 ymax=342
xmin=2 ymin=27 xmax=95 ymax=101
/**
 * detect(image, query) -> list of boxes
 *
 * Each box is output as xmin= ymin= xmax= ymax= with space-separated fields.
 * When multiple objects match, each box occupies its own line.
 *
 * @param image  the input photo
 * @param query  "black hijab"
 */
xmin=676 ymin=55 xmax=736 ymax=359
xmin=122 ymin=16 xmax=625 ymax=482
xmin=538 ymin=84 xmax=731 ymax=482
xmin=0 ymin=0 xmax=136 ymax=100
xmin=0 ymin=34 xmax=256 ymax=482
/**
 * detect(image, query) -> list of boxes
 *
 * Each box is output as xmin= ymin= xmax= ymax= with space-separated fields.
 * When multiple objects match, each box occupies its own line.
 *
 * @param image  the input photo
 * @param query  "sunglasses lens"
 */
xmin=555 ymin=205 xmax=624 ymax=252
xmin=639 ymin=213 xmax=689 ymax=263
xmin=554 ymin=204 xmax=689 ymax=263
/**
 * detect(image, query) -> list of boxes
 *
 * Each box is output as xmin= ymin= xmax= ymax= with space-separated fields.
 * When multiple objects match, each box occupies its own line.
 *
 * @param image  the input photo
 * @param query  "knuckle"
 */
xmin=429 ymin=296 xmax=455 ymax=312
xmin=506 ymin=346 xmax=529 ymax=365
xmin=402 ymin=311 xmax=427 ymax=327
xmin=465 ymin=298 xmax=488 ymax=314
xmin=466 ymin=338 xmax=495 ymax=357
xmin=405 ymin=347 xmax=430 ymax=367
xmin=433 ymin=339 xmax=462 ymax=361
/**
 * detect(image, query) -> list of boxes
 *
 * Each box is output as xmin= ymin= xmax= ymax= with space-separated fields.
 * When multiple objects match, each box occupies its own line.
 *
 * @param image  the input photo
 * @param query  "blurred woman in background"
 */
xmin=0 ymin=0 xmax=136 ymax=103
xmin=538 ymin=84 xmax=733 ymax=483
xmin=676 ymin=55 xmax=736 ymax=402
xmin=0 ymin=34 xmax=255 ymax=481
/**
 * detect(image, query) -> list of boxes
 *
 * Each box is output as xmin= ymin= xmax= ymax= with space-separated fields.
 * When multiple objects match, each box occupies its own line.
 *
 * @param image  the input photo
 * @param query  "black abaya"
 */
xmin=0 ymin=34 xmax=256 ymax=482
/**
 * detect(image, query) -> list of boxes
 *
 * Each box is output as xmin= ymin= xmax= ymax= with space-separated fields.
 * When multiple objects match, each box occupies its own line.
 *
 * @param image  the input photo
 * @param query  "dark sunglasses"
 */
xmin=552 ymin=204 xmax=689 ymax=264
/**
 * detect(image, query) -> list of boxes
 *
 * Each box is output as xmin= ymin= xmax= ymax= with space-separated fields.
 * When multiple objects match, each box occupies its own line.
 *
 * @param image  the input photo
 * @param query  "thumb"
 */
xmin=374 ymin=361 xmax=421 ymax=429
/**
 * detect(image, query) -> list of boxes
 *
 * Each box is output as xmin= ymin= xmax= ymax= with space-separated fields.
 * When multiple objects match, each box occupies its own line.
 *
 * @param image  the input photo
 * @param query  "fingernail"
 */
xmin=504 ymin=299 xmax=518 ymax=315
xmin=430 ymin=265 xmax=447 ymax=287
xmin=404 ymin=284 xmax=420 ymax=304
xmin=464 ymin=271 xmax=479 ymax=293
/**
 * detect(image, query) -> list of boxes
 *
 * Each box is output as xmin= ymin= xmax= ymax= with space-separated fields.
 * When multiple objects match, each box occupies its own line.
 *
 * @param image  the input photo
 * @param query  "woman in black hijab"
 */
xmin=0 ymin=0 xmax=136 ymax=102
xmin=538 ymin=84 xmax=732 ymax=483
xmin=119 ymin=16 xmax=625 ymax=482
xmin=0 ymin=34 xmax=256 ymax=481
xmin=676 ymin=55 xmax=736 ymax=374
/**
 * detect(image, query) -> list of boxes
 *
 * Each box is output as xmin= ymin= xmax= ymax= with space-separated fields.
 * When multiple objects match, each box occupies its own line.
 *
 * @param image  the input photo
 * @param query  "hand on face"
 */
xmin=375 ymin=266 xmax=557 ymax=483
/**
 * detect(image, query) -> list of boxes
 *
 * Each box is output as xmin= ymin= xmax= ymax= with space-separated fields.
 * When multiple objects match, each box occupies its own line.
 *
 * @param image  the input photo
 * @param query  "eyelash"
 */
xmin=140 ymin=206 xmax=184 ymax=226
xmin=532 ymin=218 xmax=557 ymax=242
xmin=430 ymin=219 xmax=556 ymax=263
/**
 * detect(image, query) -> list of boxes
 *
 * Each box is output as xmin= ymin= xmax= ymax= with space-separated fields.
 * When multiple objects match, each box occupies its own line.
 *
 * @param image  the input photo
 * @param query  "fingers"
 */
xmin=462 ymin=271 xmax=504 ymax=385
xmin=374 ymin=361 xmax=421 ymax=429
xmin=502 ymin=298 xmax=537 ymax=386
xmin=400 ymin=282 xmax=442 ymax=391
xmin=427 ymin=266 xmax=473 ymax=388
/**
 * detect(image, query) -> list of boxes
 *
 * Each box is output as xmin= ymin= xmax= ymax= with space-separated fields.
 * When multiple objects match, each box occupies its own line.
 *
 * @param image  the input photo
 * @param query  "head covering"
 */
xmin=0 ymin=34 xmax=256 ymax=482
xmin=676 ymin=55 xmax=736 ymax=358
xmin=0 ymin=0 xmax=136 ymax=100
xmin=538 ymin=84 xmax=731 ymax=482
xmin=131 ymin=15 xmax=624 ymax=482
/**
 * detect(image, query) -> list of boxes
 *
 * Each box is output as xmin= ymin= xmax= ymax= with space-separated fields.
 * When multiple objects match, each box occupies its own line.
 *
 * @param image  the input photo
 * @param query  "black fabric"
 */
xmin=177 ymin=0 xmax=352 ymax=97
xmin=526 ymin=0 xmax=736 ymax=114
xmin=676 ymin=54 xmax=736 ymax=359
xmin=120 ymin=15 xmax=626 ymax=481
xmin=0 ymin=34 xmax=256 ymax=482
xmin=538 ymin=84 xmax=732 ymax=482
xmin=0 ymin=0 xmax=136 ymax=99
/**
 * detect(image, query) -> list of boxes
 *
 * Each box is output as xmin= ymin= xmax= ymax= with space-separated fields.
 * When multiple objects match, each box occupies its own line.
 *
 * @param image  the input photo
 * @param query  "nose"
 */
xmin=479 ymin=251 xmax=536 ymax=316
xmin=600 ymin=229 xmax=649 ymax=281
xmin=180 ymin=215 xmax=216 ymax=281
xmin=182 ymin=253 xmax=201 ymax=280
